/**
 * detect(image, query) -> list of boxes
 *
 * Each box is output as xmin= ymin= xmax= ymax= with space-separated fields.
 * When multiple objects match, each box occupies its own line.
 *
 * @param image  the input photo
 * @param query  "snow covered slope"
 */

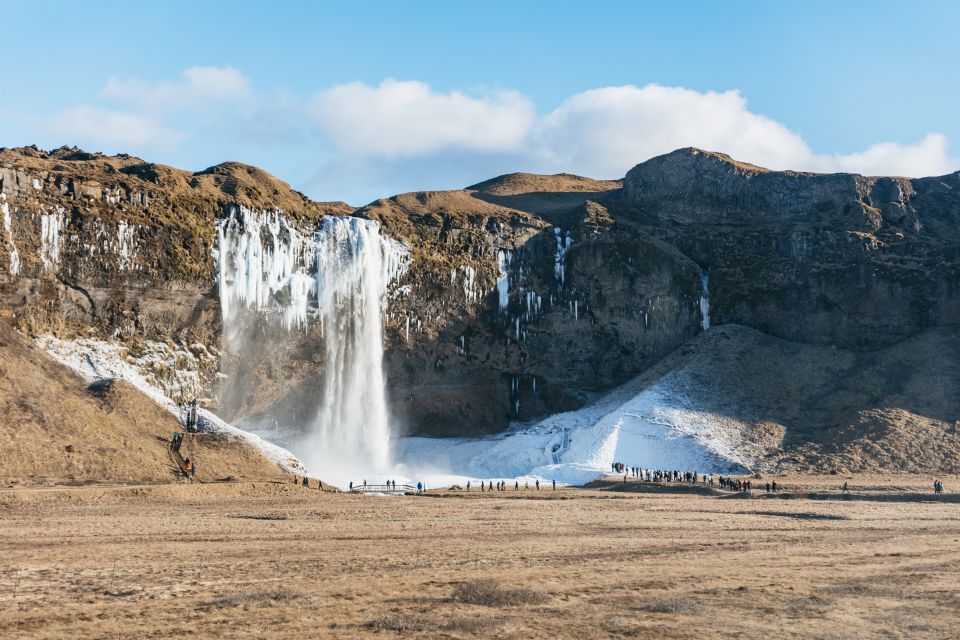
xmin=395 ymin=328 xmax=755 ymax=486
xmin=37 ymin=335 xmax=306 ymax=475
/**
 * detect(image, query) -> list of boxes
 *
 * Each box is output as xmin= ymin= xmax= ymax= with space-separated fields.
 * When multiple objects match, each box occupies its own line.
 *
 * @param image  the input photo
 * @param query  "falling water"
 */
xmin=216 ymin=209 xmax=408 ymax=476
xmin=303 ymin=217 xmax=408 ymax=474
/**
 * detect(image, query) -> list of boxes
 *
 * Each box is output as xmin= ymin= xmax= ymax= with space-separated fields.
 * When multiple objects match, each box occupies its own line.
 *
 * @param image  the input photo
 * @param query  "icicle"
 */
xmin=496 ymin=250 xmax=511 ymax=310
xmin=1 ymin=198 xmax=19 ymax=276
xmin=554 ymin=227 xmax=572 ymax=287
xmin=39 ymin=207 xmax=64 ymax=272
xmin=699 ymin=268 xmax=711 ymax=331
xmin=462 ymin=265 xmax=477 ymax=304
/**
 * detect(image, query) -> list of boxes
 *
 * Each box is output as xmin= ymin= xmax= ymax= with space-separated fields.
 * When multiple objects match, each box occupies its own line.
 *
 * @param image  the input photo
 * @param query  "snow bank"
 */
xmin=37 ymin=335 xmax=306 ymax=475
xmin=394 ymin=350 xmax=750 ymax=487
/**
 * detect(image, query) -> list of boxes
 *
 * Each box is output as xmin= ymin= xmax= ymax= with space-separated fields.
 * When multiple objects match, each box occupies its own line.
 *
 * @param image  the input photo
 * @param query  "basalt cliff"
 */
xmin=2 ymin=145 xmax=959 ymax=471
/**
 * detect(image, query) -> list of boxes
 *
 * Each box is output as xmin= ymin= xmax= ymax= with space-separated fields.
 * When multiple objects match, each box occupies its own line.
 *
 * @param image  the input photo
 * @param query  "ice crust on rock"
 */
xmin=40 ymin=208 xmax=64 ymax=273
xmin=37 ymin=334 xmax=306 ymax=475
xmin=1 ymin=196 xmax=19 ymax=275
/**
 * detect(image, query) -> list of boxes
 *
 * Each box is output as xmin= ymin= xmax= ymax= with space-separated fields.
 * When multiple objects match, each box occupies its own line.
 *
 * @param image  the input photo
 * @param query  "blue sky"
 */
xmin=3 ymin=1 xmax=958 ymax=204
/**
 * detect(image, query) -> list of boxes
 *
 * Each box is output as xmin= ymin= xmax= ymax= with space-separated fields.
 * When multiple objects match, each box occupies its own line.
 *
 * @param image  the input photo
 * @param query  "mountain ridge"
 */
xmin=1 ymin=143 xmax=958 ymax=468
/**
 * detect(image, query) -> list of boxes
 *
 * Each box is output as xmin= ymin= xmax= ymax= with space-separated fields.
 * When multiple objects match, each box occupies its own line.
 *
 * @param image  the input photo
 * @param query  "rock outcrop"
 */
xmin=1 ymin=144 xmax=958 ymax=448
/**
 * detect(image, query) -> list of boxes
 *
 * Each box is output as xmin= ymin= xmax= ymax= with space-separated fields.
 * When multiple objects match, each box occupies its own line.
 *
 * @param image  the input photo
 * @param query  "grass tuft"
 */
xmin=452 ymin=578 xmax=551 ymax=606
xmin=637 ymin=596 xmax=706 ymax=614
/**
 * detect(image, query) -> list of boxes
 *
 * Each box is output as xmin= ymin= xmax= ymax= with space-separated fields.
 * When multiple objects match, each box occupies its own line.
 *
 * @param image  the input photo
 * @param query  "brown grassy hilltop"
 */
xmin=0 ymin=322 xmax=288 ymax=486
xmin=0 ymin=145 xmax=353 ymax=225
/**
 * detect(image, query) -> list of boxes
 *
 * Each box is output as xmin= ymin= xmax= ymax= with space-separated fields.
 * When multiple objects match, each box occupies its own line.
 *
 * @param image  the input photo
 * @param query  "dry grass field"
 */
xmin=1 ymin=475 xmax=958 ymax=639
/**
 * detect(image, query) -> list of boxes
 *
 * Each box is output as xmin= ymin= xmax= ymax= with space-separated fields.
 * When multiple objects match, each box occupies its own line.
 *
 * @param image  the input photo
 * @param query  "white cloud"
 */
xmin=307 ymin=79 xmax=536 ymax=158
xmin=816 ymin=133 xmax=953 ymax=177
xmin=304 ymin=80 xmax=954 ymax=179
xmin=534 ymin=85 xmax=810 ymax=177
xmin=39 ymin=106 xmax=183 ymax=150
xmin=534 ymin=84 xmax=955 ymax=178
xmin=31 ymin=71 xmax=957 ymax=188
xmin=101 ymin=66 xmax=252 ymax=112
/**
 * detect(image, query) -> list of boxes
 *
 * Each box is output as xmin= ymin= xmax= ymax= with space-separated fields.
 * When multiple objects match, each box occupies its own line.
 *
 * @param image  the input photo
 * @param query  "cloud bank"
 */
xmin=31 ymin=69 xmax=957 ymax=201
xmin=306 ymin=80 xmax=955 ymax=179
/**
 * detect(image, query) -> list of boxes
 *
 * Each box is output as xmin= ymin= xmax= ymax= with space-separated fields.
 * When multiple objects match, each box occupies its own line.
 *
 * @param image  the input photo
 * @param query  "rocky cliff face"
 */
xmin=619 ymin=148 xmax=960 ymax=349
xmin=2 ymin=145 xmax=958 ymax=440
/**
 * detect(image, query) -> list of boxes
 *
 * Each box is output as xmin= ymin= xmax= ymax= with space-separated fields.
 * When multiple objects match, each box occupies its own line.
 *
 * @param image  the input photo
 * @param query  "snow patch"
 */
xmin=36 ymin=335 xmax=306 ymax=475
xmin=393 ymin=360 xmax=749 ymax=488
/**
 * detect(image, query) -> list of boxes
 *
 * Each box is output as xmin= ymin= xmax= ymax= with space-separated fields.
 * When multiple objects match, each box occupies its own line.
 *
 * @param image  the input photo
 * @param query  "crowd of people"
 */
xmin=611 ymin=462 xmax=781 ymax=494
xmin=180 ymin=399 xmax=200 ymax=433
xmin=464 ymin=479 xmax=555 ymax=491
xmin=613 ymin=462 xmax=717 ymax=486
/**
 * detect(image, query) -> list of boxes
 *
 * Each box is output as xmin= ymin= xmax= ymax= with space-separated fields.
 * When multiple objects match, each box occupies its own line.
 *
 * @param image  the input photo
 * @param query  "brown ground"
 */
xmin=1 ymin=475 xmax=957 ymax=639
xmin=0 ymin=323 xmax=288 ymax=486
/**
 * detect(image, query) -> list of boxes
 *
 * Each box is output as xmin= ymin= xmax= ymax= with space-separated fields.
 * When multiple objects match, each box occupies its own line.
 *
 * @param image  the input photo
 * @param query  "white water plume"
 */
xmin=215 ymin=209 xmax=408 ymax=478
xmin=303 ymin=216 xmax=409 ymax=474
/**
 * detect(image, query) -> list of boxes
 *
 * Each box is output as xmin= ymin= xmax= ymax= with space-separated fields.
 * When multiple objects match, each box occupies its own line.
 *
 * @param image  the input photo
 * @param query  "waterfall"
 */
xmin=216 ymin=209 xmax=408 ymax=476
xmin=305 ymin=216 xmax=408 ymax=473
xmin=699 ymin=268 xmax=711 ymax=331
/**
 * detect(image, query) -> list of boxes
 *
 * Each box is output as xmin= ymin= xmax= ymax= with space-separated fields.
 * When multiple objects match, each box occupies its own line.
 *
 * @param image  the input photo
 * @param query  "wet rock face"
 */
xmin=2 ymin=146 xmax=959 ymax=438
